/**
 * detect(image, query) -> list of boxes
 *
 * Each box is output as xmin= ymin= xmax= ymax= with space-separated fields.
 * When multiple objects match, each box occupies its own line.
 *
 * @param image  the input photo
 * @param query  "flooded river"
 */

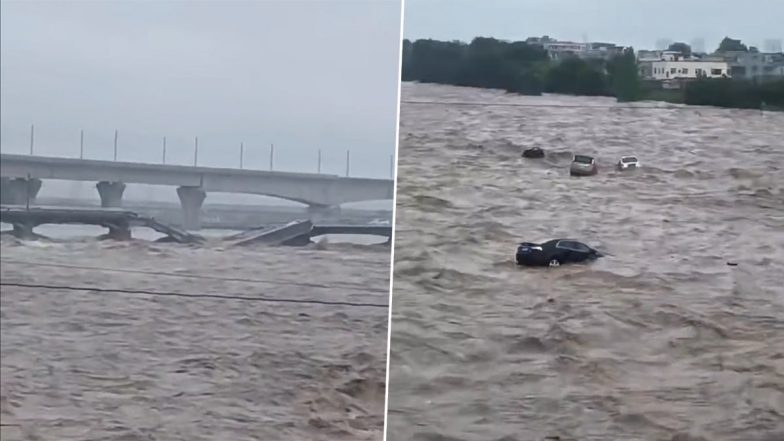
xmin=0 ymin=235 xmax=390 ymax=440
xmin=387 ymin=82 xmax=784 ymax=441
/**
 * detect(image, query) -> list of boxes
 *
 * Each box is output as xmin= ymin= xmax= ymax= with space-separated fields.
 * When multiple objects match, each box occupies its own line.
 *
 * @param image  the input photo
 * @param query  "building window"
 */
xmin=671 ymin=68 xmax=676 ymax=74
xmin=711 ymin=68 xmax=722 ymax=75
xmin=683 ymin=68 xmax=689 ymax=75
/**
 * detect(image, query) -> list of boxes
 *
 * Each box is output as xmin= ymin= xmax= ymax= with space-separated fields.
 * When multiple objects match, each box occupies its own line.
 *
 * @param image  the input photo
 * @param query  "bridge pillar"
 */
xmin=0 ymin=177 xmax=42 ymax=206
xmin=11 ymin=222 xmax=35 ymax=239
xmin=306 ymin=204 xmax=341 ymax=222
xmin=96 ymin=181 xmax=126 ymax=208
xmin=102 ymin=222 xmax=132 ymax=240
xmin=177 ymin=186 xmax=206 ymax=230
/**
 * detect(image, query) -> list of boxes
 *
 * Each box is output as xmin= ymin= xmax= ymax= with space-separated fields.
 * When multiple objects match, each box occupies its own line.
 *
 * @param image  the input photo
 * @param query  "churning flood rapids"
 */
xmin=387 ymin=83 xmax=784 ymax=441
xmin=0 ymin=237 xmax=390 ymax=441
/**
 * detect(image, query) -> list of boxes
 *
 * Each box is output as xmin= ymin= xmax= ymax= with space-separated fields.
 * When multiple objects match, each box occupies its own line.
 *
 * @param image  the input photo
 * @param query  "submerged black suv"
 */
xmin=515 ymin=239 xmax=602 ymax=267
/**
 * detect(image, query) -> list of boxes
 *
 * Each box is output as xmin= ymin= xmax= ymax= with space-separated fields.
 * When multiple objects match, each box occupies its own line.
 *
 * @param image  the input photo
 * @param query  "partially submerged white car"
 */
xmin=617 ymin=156 xmax=641 ymax=170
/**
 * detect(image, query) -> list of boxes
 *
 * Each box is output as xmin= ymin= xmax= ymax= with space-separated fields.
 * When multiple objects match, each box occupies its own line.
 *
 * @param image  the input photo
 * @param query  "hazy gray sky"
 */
xmin=1 ymin=0 xmax=402 ymax=185
xmin=403 ymin=0 xmax=784 ymax=52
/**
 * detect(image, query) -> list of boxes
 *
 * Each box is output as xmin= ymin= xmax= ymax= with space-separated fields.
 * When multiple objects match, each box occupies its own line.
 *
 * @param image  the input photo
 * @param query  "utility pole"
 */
xmin=194 ymin=136 xmax=199 ymax=166
xmin=345 ymin=149 xmax=350 ymax=177
xmin=80 ymin=129 xmax=84 ymax=159
xmin=162 ymin=136 xmax=167 ymax=164
xmin=113 ymin=129 xmax=118 ymax=161
xmin=269 ymin=143 xmax=274 ymax=171
xmin=240 ymin=142 xmax=244 ymax=169
xmin=29 ymin=125 xmax=34 ymax=155
xmin=317 ymin=149 xmax=322 ymax=174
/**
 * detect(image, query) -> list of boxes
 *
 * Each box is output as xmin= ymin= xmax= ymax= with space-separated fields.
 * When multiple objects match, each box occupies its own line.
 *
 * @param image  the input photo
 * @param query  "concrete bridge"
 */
xmin=0 ymin=206 xmax=390 ymax=245
xmin=0 ymin=153 xmax=394 ymax=229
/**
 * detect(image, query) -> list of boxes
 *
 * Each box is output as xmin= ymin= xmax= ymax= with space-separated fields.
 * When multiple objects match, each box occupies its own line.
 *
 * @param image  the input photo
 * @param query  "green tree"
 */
xmin=401 ymin=37 xmax=549 ymax=95
xmin=684 ymin=78 xmax=763 ymax=109
xmin=545 ymin=58 xmax=609 ymax=96
xmin=716 ymin=37 xmax=748 ymax=53
xmin=667 ymin=42 xmax=692 ymax=57
xmin=401 ymin=39 xmax=414 ymax=81
xmin=607 ymin=47 xmax=642 ymax=102
xmin=406 ymin=39 xmax=466 ymax=84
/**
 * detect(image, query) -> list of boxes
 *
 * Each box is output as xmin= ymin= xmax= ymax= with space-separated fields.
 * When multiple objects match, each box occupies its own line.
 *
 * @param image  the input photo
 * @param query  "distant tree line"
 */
xmin=402 ymin=37 xmax=784 ymax=110
xmin=402 ymin=37 xmax=641 ymax=100
xmin=665 ymin=37 xmax=760 ymax=56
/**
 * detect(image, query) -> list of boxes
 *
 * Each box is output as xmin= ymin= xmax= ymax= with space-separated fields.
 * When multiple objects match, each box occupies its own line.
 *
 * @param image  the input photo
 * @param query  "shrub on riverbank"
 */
xmin=758 ymin=79 xmax=784 ymax=109
xmin=682 ymin=78 xmax=784 ymax=109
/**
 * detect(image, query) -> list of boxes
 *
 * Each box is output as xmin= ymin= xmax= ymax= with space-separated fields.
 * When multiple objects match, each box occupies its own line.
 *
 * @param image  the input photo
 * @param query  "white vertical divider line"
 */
xmin=382 ymin=1 xmax=406 ymax=440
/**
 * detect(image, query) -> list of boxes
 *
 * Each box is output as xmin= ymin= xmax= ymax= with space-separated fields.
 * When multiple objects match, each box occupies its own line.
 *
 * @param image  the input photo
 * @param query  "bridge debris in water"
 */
xmin=0 ymin=205 xmax=204 ymax=244
xmin=226 ymin=220 xmax=393 ymax=247
xmin=226 ymin=220 xmax=315 ymax=247
xmin=0 ymin=205 xmax=393 ymax=247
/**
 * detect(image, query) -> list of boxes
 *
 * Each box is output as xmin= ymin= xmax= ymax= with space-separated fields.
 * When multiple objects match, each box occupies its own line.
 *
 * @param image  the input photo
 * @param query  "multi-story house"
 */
xmin=721 ymin=51 xmax=784 ymax=82
xmin=649 ymin=60 xmax=730 ymax=80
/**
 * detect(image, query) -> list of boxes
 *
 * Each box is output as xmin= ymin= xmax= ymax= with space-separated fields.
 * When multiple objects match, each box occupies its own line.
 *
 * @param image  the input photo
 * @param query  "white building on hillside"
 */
xmin=637 ymin=50 xmax=663 ymax=62
xmin=650 ymin=60 xmax=730 ymax=80
xmin=525 ymin=36 xmax=589 ymax=60
xmin=542 ymin=41 xmax=589 ymax=59
xmin=638 ymin=50 xmax=695 ymax=62
xmin=583 ymin=42 xmax=625 ymax=60
xmin=720 ymin=51 xmax=784 ymax=81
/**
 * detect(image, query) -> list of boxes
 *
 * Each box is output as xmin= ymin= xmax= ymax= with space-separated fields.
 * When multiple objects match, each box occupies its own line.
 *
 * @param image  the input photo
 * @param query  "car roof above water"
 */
xmin=573 ymin=154 xmax=594 ymax=164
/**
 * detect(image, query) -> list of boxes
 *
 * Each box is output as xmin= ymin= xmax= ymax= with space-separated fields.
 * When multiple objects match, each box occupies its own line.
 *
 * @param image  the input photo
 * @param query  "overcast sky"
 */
xmin=1 ymin=0 xmax=402 ymax=189
xmin=403 ymin=0 xmax=784 ymax=53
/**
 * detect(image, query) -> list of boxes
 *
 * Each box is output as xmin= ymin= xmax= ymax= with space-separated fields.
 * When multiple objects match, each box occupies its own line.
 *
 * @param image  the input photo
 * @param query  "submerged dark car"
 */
xmin=515 ymin=239 xmax=602 ymax=267
xmin=522 ymin=147 xmax=545 ymax=158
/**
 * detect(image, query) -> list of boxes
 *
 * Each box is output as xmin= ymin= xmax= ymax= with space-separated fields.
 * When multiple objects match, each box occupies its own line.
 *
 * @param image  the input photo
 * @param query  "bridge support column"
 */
xmin=0 ymin=177 xmax=42 ymax=206
xmin=96 ymin=181 xmax=126 ymax=208
xmin=11 ymin=222 xmax=35 ymax=239
xmin=306 ymin=204 xmax=341 ymax=222
xmin=177 ymin=186 xmax=206 ymax=231
xmin=99 ymin=222 xmax=132 ymax=241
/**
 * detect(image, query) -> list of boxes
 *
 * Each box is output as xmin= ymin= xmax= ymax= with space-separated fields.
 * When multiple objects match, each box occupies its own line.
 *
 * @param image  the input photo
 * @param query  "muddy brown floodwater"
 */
xmin=387 ymin=82 xmax=784 ymax=441
xmin=0 ymin=238 xmax=390 ymax=441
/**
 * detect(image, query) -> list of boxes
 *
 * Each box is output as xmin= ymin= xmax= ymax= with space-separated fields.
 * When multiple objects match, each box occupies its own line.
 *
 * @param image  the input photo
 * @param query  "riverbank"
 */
xmin=402 ymin=38 xmax=784 ymax=111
